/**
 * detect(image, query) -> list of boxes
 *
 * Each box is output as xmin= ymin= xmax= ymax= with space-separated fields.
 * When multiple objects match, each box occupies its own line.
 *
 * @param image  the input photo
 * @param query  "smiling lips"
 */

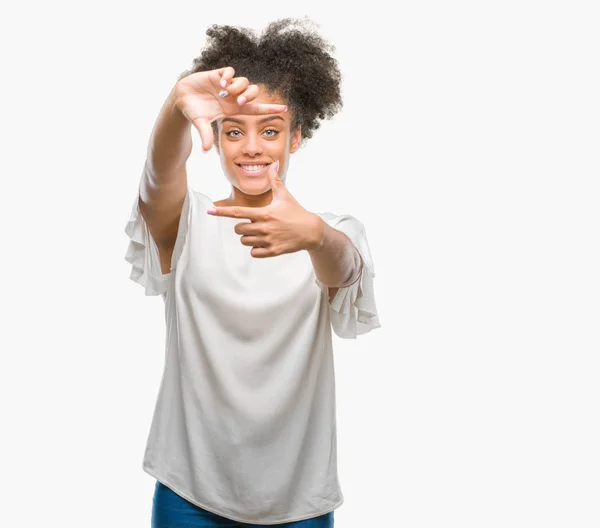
xmin=236 ymin=163 xmax=272 ymax=177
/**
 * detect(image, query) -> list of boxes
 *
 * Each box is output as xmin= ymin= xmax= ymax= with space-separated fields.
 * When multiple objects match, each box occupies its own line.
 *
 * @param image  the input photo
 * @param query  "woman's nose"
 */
xmin=242 ymin=134 xmax=263 ymax=156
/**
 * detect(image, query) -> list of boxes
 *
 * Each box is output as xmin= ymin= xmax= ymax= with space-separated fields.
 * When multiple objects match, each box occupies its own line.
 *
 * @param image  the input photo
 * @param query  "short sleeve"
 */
xmin=124 ymin=186 xmax=192 ymax=296
xmin=315 ymin=213 xmax=381 ymax=339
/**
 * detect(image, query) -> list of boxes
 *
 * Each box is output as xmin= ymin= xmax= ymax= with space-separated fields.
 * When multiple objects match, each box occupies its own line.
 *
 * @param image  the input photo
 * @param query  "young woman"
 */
xmin=125 ymin=18 xmax=380 ymax=528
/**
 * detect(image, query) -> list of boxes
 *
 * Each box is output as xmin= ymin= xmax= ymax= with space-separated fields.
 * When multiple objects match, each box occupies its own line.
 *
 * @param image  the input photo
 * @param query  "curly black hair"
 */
xmin=177 ymin=17 xmax=343 ymax=146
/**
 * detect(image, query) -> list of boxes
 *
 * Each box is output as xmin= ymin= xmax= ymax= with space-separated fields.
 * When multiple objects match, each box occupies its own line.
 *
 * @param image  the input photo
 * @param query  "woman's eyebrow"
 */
xmin=221 ymin=116 xmax=285 ymax=125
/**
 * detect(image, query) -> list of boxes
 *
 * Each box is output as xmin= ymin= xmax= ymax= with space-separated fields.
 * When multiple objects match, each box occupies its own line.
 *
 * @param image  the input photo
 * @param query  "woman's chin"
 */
xmin=234 ymin=180 xmax=270 ymax=195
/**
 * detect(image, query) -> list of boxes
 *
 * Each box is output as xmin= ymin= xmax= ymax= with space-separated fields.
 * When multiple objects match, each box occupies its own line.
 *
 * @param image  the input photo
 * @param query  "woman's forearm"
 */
xmin=145 ymin=86 xmax=193 ymax=185
xmin=307 ymin=217 xmax=363 ymax=288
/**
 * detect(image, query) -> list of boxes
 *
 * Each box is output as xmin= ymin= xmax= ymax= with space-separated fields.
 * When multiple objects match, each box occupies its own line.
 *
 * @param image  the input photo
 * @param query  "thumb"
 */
xmin=192 ymin=117 xmax=214 ymax=152
xmin=268 ymin=160 xmax=285 ymax=195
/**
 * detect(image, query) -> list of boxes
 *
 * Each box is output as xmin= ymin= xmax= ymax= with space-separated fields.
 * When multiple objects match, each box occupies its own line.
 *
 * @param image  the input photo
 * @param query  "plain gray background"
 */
xmin=2 ymin=1 xmax=598 ymax=526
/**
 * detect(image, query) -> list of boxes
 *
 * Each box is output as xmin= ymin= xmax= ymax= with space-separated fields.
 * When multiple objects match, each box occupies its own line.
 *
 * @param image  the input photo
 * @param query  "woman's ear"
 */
xmin=290 ymin=126 xmax=302 ymax=154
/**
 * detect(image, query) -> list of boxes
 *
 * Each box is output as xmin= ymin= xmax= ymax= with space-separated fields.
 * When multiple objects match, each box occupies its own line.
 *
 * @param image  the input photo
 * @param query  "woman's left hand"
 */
xmin=206 ymin=161 xmax=324 ymax=258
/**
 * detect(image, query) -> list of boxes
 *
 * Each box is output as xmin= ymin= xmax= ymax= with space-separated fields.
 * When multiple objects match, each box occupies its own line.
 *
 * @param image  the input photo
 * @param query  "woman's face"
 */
xmin=215 ymin=89 xmax=301 ymax=197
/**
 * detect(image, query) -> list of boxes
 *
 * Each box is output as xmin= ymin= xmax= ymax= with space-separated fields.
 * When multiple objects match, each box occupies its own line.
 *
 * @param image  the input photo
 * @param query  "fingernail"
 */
xmin=237 ymin=95 xmax=246 ymax=105
xmin=220 ymin=79 xmax=227 ymax=88
xmin=275 ymin=160 xmax=280 ymax=172
xmin=284 ymin=106 xmax=288 ymax=112
xmin=206 ymin=208 xmax=216 ymax=215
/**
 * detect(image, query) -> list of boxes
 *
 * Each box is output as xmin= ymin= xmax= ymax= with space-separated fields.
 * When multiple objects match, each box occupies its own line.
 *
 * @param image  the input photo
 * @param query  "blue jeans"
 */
xmin=152 ymin=480 xmax=335 ymax=527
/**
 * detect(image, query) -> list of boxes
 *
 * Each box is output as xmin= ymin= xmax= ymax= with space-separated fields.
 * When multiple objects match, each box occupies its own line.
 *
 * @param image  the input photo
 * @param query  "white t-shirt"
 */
xmin=124 ymin=185 xmax=380 ymax=525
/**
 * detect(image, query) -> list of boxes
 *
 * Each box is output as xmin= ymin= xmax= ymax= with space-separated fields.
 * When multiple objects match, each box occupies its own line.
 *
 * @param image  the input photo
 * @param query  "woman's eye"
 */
xmin=225 ymin=129 xmax=279 ymax=138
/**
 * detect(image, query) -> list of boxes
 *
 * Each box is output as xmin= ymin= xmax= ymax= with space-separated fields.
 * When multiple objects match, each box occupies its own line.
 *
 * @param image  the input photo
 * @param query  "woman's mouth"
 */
xmin=235 ymin=163 xmax=272 ymax=177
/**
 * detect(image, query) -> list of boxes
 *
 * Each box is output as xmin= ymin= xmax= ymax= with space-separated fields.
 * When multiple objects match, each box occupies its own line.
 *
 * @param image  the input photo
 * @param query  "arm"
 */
xmin=309 ymin=215 xmax=380 ymax=337
xmin=307 ymin=216 xmax=363 ymax=291
xmin=138 ymin=86 xmax=192 ymax=259
xmin=144 ymin=86 xmax=193 ymax=180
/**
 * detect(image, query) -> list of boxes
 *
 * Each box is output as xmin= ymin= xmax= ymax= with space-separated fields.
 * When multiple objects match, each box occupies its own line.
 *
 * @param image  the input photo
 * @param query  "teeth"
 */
xmin=239 ymin=164 xmax=266 ymax=171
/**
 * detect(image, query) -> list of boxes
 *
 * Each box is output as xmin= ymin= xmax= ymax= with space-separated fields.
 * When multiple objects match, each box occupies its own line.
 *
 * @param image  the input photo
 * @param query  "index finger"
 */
xmin=206 ymin=205 xmax=263 ymax=220
xmin=208 ymin=66 xmax=235 ymax=90
xmin=240 ymin=103 xmax=289 ymax=116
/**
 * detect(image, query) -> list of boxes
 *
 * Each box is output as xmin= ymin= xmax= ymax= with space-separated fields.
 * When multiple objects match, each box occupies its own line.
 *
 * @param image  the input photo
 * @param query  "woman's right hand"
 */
xmin=172 ymin=66 xmax=288 ymax=152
